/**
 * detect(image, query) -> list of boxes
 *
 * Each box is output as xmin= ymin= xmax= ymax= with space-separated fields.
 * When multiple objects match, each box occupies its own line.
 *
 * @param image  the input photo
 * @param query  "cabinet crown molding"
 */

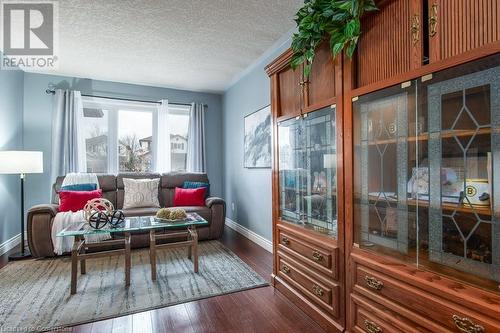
xmin=265 ymin=48 xmax=294 ymax=77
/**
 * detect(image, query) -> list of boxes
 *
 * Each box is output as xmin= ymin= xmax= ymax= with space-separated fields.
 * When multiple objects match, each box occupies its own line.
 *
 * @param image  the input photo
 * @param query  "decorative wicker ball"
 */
xmin=156 ymin=208 xmax=187 ymax=220
xmin=156 ymin=208 xmax=171 ymax=220
xmin=83 ymin=198 xmax=114 ymax=222
xmin=89 ymin=211 xmax=109 ymax=229
xmin=170 ymin=208 xmax=187 ymax=220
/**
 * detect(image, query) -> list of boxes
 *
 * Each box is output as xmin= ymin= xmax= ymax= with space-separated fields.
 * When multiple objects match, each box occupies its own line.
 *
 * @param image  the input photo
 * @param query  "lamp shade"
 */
xmin=0 ymin=151 xmax=43 ymax=174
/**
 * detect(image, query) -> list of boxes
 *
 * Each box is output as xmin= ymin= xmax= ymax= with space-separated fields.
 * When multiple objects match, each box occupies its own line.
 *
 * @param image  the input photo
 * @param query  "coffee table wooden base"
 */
xmin=70 ymin=233 xmax=131 ymax=295
xmin=149 ymin=226 xmax=199 ymax=281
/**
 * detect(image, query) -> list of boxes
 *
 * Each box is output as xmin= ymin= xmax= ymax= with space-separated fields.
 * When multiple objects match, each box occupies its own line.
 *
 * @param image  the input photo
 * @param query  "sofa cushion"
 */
xmin=121 ymin=207 xmax=159 ymax=217
xmin=122 ymin=178 xmax=160 ymax=209
xmin=60 ymin=183 xmax=97 ymax=191
xmin=59 ymin=189 xmax=102 ymax=212
xmin=117 ymin=173 xmax=161 ymax=209
xmin=173 ymin=187 xmax=206 ymax=207
xmin=52 ymin=175 xmax=117 ymax=206
xmin=183 ymin=181 xmax=210 ymax=198
xmin=161 ymin=172 xmax=209 ymax=189
xmin=161 ymin=172 xmax=209 ymax=207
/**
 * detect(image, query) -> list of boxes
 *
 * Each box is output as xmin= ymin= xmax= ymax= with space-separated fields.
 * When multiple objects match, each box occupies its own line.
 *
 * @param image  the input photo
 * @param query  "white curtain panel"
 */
xmin=187 ymin=102 xmax=206 ymax=173
xmin=50 ymin=89 xmax=85 ymax=184
xmin=154 ymin=99 xmax=171 ymax=172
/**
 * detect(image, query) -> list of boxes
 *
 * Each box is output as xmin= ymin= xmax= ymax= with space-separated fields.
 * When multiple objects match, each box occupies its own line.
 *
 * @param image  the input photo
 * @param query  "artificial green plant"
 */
xmin=290 ymin=0 xmax=378 ymax=77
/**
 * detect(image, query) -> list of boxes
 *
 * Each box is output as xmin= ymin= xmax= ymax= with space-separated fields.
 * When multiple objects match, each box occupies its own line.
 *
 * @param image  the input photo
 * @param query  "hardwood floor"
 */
xmin=0 ymin=227 xmax=325 ymax=333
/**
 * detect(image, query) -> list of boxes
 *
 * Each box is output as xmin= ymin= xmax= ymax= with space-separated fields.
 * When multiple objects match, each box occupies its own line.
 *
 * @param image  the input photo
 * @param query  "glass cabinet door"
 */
xmin=278 ymin=106 xmax=338 ymax=238
xmin=353 ymin=53 xmax=500 ymax=292
xmin=353 ymin=84 xmax=418 ymax=263
xmin=418 ymin=54 xmax=500 ymax=290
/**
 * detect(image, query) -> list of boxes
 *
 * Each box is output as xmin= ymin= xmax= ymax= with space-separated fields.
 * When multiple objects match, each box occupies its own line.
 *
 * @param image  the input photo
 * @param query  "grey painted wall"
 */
xmin=0 ymin=68 xmax=24 ymax=245
xmin=222 ymin=38 xmax=291 ymax=241
xmin=23 ymin=73 xmax=223 ymax=212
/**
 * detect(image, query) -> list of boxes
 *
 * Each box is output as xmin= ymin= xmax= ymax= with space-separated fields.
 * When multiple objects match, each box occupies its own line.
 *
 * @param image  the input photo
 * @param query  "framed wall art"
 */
xmin=244 ymin=105 xmax=271 ymax=168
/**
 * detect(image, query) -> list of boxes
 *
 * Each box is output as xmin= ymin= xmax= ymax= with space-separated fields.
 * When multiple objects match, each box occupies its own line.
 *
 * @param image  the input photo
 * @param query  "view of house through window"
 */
xmin=118 ymin=110 xmax=153 ymax=172
xmin=82 ymin=108 xmax=109 ymax=173
xmin=168 ymin=106 xmax=190 ymax=171
xmin=81 ymin=97 xmax=191 ymax=173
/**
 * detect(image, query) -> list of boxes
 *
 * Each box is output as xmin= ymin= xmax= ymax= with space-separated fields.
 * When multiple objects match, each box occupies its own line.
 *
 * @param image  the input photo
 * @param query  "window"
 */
xmin=118 ymin=110 xmax=153 ymax=172
xmin=82 ymin=108 xmax=109 ymax=173
xmin=80 ymin=97 xmax=190 ymax=173
xmin=168 ymin=106 xmax=190 ymax=171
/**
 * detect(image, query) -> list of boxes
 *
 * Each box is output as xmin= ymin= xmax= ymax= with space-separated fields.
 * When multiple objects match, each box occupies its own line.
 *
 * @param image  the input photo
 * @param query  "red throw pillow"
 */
xmin=173 ymin=187 xmax=206 ymax=207
xmin=59 ymin=189 xmax=103 ymax=212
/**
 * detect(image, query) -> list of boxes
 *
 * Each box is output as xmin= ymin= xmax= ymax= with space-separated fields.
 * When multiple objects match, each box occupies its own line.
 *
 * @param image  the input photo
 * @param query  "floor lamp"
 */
xmin=0 ymin=151 xmax=43 ymax=260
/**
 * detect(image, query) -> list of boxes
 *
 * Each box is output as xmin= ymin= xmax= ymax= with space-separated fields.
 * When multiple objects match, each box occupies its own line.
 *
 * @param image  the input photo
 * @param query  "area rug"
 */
xmin=0 ymin=241 xmax=267 ymax=332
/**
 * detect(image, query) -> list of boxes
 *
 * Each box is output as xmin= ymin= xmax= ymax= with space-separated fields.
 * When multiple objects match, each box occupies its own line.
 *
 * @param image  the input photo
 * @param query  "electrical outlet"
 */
xmin=231 ymin=202 xmax=235 ymax=211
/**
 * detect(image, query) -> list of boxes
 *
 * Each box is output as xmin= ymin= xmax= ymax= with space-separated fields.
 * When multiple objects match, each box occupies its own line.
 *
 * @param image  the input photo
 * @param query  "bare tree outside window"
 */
xmin=118 ymin=110 xmax=153 ymax=172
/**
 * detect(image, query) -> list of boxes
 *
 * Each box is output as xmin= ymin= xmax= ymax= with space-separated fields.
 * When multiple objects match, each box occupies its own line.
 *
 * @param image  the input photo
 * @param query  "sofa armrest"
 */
xmin=205 ymin=197 xmax=226 ymax=239
xmin=28 ymin=204 xmax=59 ymax=258
xmin=28 ymin=204 xmax=59 ymax=216
xmin=205 ymin=196 xmax=225 ymax=209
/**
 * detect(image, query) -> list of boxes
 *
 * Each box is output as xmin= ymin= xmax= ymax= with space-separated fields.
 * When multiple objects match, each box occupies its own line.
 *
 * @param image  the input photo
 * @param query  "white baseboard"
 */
xmin=0 ymin=232 xmax=26 ymax=256
xmin=225 ymin=218 xmax=273 ymax=253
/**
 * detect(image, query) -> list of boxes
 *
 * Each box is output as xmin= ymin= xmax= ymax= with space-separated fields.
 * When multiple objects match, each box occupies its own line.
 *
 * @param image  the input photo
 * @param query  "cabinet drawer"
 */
xmin=277 ymin=251 xmax=339 ymax=317
xmin=354 ymin=264 xmax=500 ymax=332
xmin=278 ymin=228 xmax=338 ymax=279
xmin=351 ymin=294 xmax=432 ymax=333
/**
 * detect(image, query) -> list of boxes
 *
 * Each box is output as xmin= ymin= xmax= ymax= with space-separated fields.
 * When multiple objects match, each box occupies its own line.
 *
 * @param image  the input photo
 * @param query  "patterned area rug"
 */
xmin=0 ymin=241 xmax=267 ymax=332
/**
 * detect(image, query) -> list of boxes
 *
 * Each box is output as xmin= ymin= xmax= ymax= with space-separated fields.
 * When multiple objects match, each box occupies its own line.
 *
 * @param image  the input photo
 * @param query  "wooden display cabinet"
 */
xmin=356 ymin=0 xmax=423 ymax=87
xmin=344 ymin=1 xmax=500 ymax=332
xmin=267 ymin=1 xmax=500 ymax=332
xmin=428 ymin=0 xmax=500 ymax=63
xmin=266 ymin=42 xmax=345 ymax=332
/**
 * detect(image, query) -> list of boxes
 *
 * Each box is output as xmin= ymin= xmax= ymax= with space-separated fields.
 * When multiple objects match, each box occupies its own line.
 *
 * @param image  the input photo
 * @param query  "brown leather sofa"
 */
xmin=27 ymin=172 xmax=226 ymax=258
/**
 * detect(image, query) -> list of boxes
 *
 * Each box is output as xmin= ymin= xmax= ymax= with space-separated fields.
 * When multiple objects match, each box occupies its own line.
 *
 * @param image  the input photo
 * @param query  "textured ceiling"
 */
xmin=29 ymin=0 xmax=303 ymax=93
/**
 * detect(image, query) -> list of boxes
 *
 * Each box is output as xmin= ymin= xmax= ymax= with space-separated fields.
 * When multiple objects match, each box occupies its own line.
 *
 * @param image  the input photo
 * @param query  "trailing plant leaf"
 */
xmin=346 ymin=38 xmax=358 ymax=58
xmin=291 ymin=0 xmax=378 ymax=77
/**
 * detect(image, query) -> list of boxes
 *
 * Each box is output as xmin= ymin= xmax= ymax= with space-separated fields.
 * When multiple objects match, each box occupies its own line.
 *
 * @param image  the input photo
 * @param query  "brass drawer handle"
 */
xmin=452 ymin=315 xmax=485 ymax=333
xmin=312 ymin=284 xmax=324 ymax=297
xmin=411 ymin=14 xmax=420 ymax=45
xmin=282 ymin=237 xmax=290 ymax=245
xmin=364 ymin=319 xmax=382 ymax=333
xmin=429 ymin=3 xmax=438 ymax=37
xmin=365 ymin=276 xmax=384 ymax=291
xmin=282 ymin=265 xmax=290 ymax=274
xmin=312 ymin=250 xmax=323 ymax=262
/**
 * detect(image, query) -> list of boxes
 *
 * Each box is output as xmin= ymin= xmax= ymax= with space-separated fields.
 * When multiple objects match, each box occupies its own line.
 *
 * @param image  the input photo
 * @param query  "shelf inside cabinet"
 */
xmin=406 ymin=198 xmax=491 ymax=216
xmin=363 ymin=194 xmax=492 ymax=216
xmin=356 ymin=127 xmax=491 ymax=147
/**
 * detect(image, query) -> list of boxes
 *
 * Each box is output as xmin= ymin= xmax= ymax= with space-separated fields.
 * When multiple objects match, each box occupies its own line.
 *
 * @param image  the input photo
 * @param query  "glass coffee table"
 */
xmin=57 ymin=213 xmax=208 ymax=295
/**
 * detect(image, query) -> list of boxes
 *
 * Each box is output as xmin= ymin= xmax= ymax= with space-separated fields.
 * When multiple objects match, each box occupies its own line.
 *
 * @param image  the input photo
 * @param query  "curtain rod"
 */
xmin=45 ymin=89 xmax=207 ymax=108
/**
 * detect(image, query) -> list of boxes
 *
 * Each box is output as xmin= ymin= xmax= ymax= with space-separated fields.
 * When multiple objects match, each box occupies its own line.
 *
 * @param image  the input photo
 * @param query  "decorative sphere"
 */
xmin=83 ymin=198 xmax=114 ymax=221
xmin=89 ymin=211 xmax=109 ymax=229
xmin=170 ymin=208 xmax=187 ymax=220
xmin=156 ymin=208 xmax=187 ymax=220
xmin=156 ymin=208 xmax=171 ymax=220
xmin=109 ymin=210 xmax=125 ymax=227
